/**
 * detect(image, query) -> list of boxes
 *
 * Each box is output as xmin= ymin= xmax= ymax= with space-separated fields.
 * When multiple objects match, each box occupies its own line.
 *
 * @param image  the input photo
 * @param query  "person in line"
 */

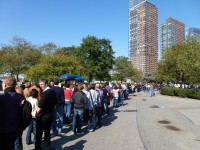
xmin=29 ymin=82 xmax=42 ymax=100
xmin=23 ymin=81 xmax=31 ymax=99
xmin=51 ymin=79 xmax=65 ymax=136
xmin=35 ymin=79 xmax=57 ymax=150
xmin=26 ymin=89 xmax=39 ymax=145
xmin=101 ymin=83 xmax=110 ymax=116
xmin=70 ymin=84 xmax=88 ymax=134
xmin=0 ymin=76 xmax=24 ymax=150
xmin=64 ymin=83 xmax=73 ymax=125
xmin=112 ymin=85 xmax=119 ymax=108
xmin=95 ymin=84 xmax=103 ymax=127
xmin=87 ymin=83 xmax=98 ymax=132
xmin=14 ymin=86 xmax=26 ymax=150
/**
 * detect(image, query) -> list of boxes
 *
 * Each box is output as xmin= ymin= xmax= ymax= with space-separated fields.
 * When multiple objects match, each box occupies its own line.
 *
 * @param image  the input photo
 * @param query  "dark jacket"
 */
xmin=0 ymin=87 xmax=24 ymax=133
xmin=51 ymin=86 xmax=65 ymax=108
xmin=37 ymin=89 xmax=57 ymax=116
xmin=71 ymin=91 xmax=87 ymax=109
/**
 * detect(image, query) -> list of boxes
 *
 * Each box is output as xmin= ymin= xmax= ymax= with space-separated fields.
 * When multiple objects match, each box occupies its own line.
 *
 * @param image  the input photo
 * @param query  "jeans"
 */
xmin=52 ymin=106 xmax=64 ymax=135
xmin=14 ymin=130 xmax=23 ymax=150
xmin=26 ymin=118 xmax=37 ymax=144
xmin=119 ymin=92 xmax=124 ymax=106
xmin=104 ymin=102 xmax=110 ymax=115
xmin=64 ymin=101 xmax=71 ymax=124
xmin=87 ymin=109 xmax=96 ymax=130
xmin=72 ymin=108 xmax=83 ymax=133
xmin=113 ymin=96 xmax=118 ymax=107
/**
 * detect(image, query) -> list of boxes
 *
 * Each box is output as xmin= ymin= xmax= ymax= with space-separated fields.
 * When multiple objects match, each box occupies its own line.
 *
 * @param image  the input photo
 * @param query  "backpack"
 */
xmin=20 ymin=100 xmax=32 ymax=130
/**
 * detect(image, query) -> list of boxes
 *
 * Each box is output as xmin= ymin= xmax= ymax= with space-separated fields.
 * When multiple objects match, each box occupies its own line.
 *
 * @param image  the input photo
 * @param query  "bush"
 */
xmin=160 ymin=87 xmax=200 ymax=100
xmin=174 ymin=88 xmax=187 ymax=98
xmin=160 ymin=87 xmax=175 ymax=96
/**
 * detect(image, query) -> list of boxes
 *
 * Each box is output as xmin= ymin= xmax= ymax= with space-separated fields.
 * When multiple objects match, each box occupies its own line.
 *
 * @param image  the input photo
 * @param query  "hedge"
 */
xmin=160 ymin=87 xmax=200 ymax=100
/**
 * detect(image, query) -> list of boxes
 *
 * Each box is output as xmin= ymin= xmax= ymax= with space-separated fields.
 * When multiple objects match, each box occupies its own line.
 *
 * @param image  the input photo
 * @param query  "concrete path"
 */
xmin=21 ymin=92 xmax=200 ymax=150
xmin=22 ymin=93 xmax=145 ymax=150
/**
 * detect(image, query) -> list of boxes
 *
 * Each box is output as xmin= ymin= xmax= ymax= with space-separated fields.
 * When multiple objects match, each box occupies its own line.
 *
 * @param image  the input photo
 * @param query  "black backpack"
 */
xmin=20 ymin=100 xmax=32 ymax=130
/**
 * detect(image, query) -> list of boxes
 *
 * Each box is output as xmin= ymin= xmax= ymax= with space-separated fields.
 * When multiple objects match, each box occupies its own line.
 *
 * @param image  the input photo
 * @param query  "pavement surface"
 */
xmin=18 ymin=91 xmax=200 ymax=150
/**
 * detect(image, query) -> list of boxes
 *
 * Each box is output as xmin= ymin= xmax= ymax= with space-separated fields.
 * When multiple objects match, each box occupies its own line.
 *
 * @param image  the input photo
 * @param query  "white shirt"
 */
xmin=27 ymin=96 xmax=38 ymax=118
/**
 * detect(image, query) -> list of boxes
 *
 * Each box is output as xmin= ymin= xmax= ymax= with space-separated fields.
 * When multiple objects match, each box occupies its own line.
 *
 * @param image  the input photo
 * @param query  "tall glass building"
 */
xmin=160 ymin=18 xmax=185 ymax=59
xmin=129 ymin=0 xmax=146 ymax=9
xmin=129 ymin=0 xmax=158 ymax=74
xmin=186 ymin=27 xmax=200 ymax=42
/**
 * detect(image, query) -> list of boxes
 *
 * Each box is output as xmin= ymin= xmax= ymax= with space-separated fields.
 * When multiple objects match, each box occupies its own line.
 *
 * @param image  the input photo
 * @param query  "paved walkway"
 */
xmin=21 ymin=92 xmax=200 ymax=150
xmin=22 ymin=93 xmax=144 ymax=150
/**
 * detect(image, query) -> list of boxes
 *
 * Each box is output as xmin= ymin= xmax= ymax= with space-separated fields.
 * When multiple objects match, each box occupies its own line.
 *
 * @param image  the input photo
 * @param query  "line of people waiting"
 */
xmin=0 ymin=77 xmax=130 ymax=150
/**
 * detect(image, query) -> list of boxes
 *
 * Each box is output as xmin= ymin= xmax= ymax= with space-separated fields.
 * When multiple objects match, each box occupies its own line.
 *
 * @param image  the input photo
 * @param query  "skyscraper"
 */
xmin=129 ymin=0 xmax=146 ymax=9
xmin=129 ymin=0 xmax=158 ymax=74
xmin=160 ymin=18 xmax=185 ymax=59
xmin=186 ymin=27 xmax=200 ymax=42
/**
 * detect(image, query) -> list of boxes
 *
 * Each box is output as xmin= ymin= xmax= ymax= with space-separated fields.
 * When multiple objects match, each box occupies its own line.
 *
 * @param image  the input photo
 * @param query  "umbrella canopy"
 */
xmin=59 ymin=74 xmax=76 ymax=80
xmin=75 ymin=75 xmax=84 ymax=81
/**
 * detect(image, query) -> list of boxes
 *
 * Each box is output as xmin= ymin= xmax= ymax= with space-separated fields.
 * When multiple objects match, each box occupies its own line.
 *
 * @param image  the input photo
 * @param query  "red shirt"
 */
xmin=64 ymin=88 xmax=73 ymax=101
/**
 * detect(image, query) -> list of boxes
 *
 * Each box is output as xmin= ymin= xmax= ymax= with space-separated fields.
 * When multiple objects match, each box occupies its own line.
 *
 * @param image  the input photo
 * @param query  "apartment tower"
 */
xmin=160 ymin=18 xmax=185 ymax=59
xmin=186 ymin=27 xmax=200 ymax=42
xmin=129 ymin=0 xmax=158 ymax=74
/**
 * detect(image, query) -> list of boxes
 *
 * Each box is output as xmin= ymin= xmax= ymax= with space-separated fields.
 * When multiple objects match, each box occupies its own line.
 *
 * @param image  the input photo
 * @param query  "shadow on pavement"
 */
xmin=101 ymin=108 xmax=118 ymax=127
xmin=50 ymin=103 xmax=128 ymax=149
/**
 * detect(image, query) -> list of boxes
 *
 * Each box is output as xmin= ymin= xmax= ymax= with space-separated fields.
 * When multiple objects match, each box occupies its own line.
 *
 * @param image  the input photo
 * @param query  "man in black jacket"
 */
xmin=0 ymin=76 xmax=24 ymax=150
xmin=51 ymin=79 xmax=65 ymax=136
xmin=35 ymin=79 xmax=57 ymax=150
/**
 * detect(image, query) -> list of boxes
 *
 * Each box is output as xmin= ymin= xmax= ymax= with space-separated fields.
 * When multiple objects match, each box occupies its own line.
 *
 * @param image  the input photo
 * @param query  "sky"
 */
xmin=0 ymin=0 xmax=200 ymax=58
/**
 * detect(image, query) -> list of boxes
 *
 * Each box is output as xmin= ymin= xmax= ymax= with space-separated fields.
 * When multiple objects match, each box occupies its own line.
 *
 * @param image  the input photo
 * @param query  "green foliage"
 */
xmin=112 ymin=56 xmax=138 ymax=82
xmin=155 ymin=37 xmax=200 ymax=84
xmin=160 ymin=87 xmax=200 ymax=100
xmin=25 ymin=53 xmax=87 ymax=81
xmin=77 ymin=35 xmax=115 ymax=82
xmin=160 ymin=87 xmax=175 ymax=96
xmin=39 ymin=42 xmax=57 ymax=54
xmin=55 ymin=46 xmax=78 ymax=56
xmin=0 ymin=36 xmax=42 ymax=80
xmin=0 ymin=35 xmax=116 ymax=82
xmin=173 ymin=88 xmax=187 ymax=98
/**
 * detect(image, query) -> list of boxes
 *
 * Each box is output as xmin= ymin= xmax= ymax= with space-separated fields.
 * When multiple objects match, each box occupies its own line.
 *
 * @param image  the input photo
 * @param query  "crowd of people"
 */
xmin=0 ymin=76 xmax=131 ymax=150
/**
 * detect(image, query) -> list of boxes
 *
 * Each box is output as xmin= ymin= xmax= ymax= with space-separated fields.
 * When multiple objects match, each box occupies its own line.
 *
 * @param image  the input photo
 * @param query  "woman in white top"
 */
xmin=26 ymin=89 xmax=39 ymax=145
xmin=112 ymin=85 xmax=119 ymax=108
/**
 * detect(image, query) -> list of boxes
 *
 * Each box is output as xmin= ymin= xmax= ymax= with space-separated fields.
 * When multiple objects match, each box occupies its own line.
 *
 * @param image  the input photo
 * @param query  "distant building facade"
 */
xmin=186 ymin=27 xmax=200 ymax=42
xmin=160 ymin=18 xmax=185 ymax=59
xmin=129 ymin=0 xmax=158 ymax=74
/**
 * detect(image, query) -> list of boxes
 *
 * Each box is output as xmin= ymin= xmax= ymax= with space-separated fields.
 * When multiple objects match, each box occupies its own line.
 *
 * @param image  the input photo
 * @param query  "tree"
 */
xmin=154 ymin=37 xmax=200 ymax=84
xmin=112 ymin=56 xmax=137 ymax=82
xmin=39 ymin=42 xmax=57 ymax=54
xmin=25 ymin=53 xmax=87 ymax=81
xmin=55 ymin=46 xmax=78 ymax=56
xmin=77 ymin=35 xmax=115 ymax=82
xmin=0 ymin=36 xmax=41 ymax=80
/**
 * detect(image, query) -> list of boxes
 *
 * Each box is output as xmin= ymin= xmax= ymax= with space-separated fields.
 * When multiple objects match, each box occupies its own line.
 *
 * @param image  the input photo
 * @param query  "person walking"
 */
xmin=149 ymin=84 xmax=155 ymax=97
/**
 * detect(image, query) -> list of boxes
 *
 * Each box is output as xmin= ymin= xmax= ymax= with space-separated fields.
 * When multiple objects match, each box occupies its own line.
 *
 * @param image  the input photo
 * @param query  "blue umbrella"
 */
xmin=59 ymin=74 xmax=76 ymax=80
xmin=75 ymin=75 xmax=84 ymax=81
